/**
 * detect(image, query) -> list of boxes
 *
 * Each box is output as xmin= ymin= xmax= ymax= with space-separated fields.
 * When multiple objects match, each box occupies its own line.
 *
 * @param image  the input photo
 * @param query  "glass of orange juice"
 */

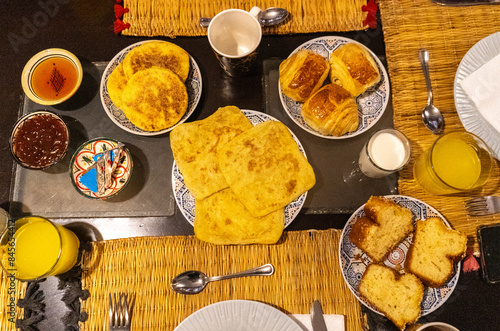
xmin=0 ymin=216 xmax=80 ymax=281
xmin=414 ymin=131 xmax=494 ymax=195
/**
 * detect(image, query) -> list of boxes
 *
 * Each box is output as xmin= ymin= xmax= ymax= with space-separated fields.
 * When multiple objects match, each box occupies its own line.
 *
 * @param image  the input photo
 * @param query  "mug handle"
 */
xmin=249 ymin=6 xmax=262 ymax=20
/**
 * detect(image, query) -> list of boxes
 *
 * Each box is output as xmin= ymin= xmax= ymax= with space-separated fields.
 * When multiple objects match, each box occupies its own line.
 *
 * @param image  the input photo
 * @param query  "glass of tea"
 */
xmin=0 ymin=216 xmax=80 ymax=281
xmin=10 ymin=110 xmax=70 ymax=169
xmin=21 ymin=48 xmax=83 ymax=105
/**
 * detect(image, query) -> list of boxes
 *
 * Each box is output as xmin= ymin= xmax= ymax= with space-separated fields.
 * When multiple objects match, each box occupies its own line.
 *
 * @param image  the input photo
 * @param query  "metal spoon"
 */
xmin=199 ymin=8 xmax=290 ymax=28
xmin=419 ymin=48 xmax=445 ymax=134
xmin=171 ymin=263 xmax=274 ymax=294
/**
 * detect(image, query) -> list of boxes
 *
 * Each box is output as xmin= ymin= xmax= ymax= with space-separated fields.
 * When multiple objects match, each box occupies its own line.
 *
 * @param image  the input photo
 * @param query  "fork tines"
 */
xmin=109 ymin=293 xmax=130 ymax=330
xmin=465 ymin=196 xmax=496 ymax=216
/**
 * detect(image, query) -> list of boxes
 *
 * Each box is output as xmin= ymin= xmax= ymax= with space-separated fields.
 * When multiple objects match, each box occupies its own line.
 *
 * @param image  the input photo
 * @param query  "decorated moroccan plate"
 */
xmin=339 ymin=195 xmax=460 ymax=317
xmin=100 ymin=40 xmax=202 ymax=136
xmin=279 ymin=36 xmax=390 ymax=139
xmin=172 ymin=110 xmax=308 ymax=226
xmin=70 ymin=138 xmax=133 ymax=199
xmin=174 ymin=300 xmax=303 ymax=331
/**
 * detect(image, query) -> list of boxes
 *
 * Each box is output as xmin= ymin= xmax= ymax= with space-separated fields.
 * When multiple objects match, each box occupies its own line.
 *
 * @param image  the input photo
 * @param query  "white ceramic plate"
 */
xmin=172 ymin=110 xmax=308 ymax=226
xmin=100 ymin=40 xmax=202 ymax=136
xmin=454 ymin=32 xmax=500 ymax=160
xmin=174 ymin=300 xmax=302 ymax=331
xmin=339 ymin=195 xmax=460 ymax=317
xmin=279 ymin=36 xmax=390 ymax=139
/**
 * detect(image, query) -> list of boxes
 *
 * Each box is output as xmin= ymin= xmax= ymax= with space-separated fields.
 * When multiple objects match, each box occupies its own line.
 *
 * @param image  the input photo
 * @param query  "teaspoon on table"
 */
xmin=171 ymin=263 xmax=274 ymax=294
xmin=419 ymin=48 xmax=445 ymax=134
xmin=199 ymin=7 xmax=290 ymax=28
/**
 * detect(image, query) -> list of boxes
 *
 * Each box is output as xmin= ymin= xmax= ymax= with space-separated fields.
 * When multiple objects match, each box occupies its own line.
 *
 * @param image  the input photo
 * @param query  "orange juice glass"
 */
xmin=0 ymin=216 xmax=80 ymax=281
xmin=414 ymin=131 xmax=494 ymax=195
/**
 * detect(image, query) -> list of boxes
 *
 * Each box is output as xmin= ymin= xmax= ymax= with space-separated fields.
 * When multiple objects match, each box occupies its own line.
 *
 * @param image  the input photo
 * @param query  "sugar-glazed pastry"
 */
xmin=301 ymin=83 xmax=359 ymax=136
xmin=279 ymin=50 xmax=330 ymax=102
xmin=329 ymin=43 xmax=381 ymax=97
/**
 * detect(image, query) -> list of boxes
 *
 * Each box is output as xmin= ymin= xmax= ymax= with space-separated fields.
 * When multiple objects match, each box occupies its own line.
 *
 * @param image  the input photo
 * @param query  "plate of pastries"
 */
xmin=170 ymin=106 xmax=316 ymax=245
xmin=279 ymin=36 xmax=390 ymax=139
xmin=100 ymin=40 xmax=202 ymax=136
xmin=339 ymin=195 xmax=467 ymax=330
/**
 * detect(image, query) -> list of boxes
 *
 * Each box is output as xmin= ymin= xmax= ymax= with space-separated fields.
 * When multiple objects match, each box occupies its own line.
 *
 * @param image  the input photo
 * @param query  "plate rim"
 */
xmin=171 ymin=109 xmax=308 ymax=227
xmin=454 ymin=31 xmax=500 ymax=160
xmin=338 ymin=194 xmax=461 ymax=318
xmin=173 ymin=299 xmax=303 ymax=331
xmin=99 ymin=39 xmax=202 ymax=136
xmin=278 ymin=35 xmax=391 ymax=140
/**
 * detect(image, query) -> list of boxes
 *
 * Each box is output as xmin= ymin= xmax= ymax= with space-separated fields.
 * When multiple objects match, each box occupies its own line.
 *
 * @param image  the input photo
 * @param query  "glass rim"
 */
xmin=428 ymin=131 xmax=494 ymax=191
xmin=0 ymin=216 xmax=63 ymax=282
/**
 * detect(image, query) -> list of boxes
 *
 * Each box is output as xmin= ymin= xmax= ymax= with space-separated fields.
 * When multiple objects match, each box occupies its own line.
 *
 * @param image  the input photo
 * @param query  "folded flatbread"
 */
xmin=170 ymin=106 xmax=253 ymax=199
xmin=218 ymin=120 xmax=316 ymax=217
xmin=195 ymin=188 xmax=285 ymax=245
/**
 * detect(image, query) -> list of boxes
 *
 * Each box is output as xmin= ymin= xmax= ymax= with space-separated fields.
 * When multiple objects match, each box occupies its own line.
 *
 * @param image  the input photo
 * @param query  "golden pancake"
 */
xmin=194 ymin=188 xmax=285 ymax=245
xmin=106 ymin=61 xmax=127 ymax=109
xmin=170 ymin=106 xmax=253 ymax=200
xmin=120 ymin=67 xmax=188 ymax=131
xmin=122 ymin=41 xmax=190 ymax=82
xmin=218 ymin=120 xmax=316 ymax=217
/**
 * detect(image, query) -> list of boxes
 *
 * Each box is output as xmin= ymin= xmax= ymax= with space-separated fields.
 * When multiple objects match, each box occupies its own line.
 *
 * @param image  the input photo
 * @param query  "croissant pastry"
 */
xmin=279 ymin=50 xmax=330 ymax=102
xmin=301 ymin=83 xmax=359 ymax=136
xmin=329 ymin=43 xmax=381 ymax=97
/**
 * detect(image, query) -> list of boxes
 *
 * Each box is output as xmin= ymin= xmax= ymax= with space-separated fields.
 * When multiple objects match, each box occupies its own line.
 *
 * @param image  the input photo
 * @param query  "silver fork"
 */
xmin=109 ymin=293 xmax=131 ymax=330
xmin=464 ymin=196 xmax=500 ymax=216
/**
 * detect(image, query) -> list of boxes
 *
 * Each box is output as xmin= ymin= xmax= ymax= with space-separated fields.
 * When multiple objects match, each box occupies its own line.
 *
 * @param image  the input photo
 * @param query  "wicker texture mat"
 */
xmin=79 ymin=229 xmax=364 ymax=331
xmin=378 ymin=0 xmax=500 ymax=253
xmin=0 ymin=271 xmax=26 ymax=331
xmin=120 ymin=0 xmax=369 ymax=37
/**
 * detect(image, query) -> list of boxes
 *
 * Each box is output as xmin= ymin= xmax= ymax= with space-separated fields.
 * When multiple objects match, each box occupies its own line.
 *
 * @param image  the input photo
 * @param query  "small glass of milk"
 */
xmin=358 ymin=129 xmax=411 ymax=178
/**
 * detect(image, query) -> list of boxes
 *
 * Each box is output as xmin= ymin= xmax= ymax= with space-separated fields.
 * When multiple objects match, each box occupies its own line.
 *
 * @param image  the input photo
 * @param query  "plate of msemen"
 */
xmin=454 ymin=31 xmax=500 ymax=160
xmin=278 ymin=36 xmax=390 ymax=139
xmin=172 ymin=109 xmax=308 ymax=226
xmin=100 ymin=40 xmax=202 ymax=136
xmin=339 ymin=195 xmax=460 ymax=317
xmin=173 ymin=300 xmax=303 ymax=331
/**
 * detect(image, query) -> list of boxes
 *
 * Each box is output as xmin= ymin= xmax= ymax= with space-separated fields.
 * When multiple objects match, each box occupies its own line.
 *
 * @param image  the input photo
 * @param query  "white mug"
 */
xmin=207 ymin=7 xmax=262 ymax=76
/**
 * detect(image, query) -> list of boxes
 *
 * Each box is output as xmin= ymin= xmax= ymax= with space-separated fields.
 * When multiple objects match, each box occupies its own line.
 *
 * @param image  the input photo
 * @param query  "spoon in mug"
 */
xmin=199 ymin=7 xmax=290 ymax=28
xmin=171 ymin=263 xmax=274 ymax=294
xmin=419 ymin=48 xmax=445 ymax=134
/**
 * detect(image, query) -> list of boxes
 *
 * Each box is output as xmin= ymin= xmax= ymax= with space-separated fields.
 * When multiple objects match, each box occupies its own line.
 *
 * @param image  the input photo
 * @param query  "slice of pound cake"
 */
xmin=359 ymin=264 xmax=424 ymax=330
xmin=349 ymin=196 xmax=414 ymax=262
xmin=406 ymin=217 xmax=467 ymax=287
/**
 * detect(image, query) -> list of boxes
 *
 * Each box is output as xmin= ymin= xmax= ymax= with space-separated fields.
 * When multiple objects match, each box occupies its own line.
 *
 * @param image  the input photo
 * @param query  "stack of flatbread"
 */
xmin=170 ymin=106 xmax=316 ymax=245
xmin=107 ymin=41 xmax=190 ymax=131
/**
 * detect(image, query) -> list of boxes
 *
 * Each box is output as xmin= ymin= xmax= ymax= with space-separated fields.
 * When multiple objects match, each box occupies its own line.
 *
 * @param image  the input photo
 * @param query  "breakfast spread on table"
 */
xmin=4 ymin=8 xmax=498 ymax=328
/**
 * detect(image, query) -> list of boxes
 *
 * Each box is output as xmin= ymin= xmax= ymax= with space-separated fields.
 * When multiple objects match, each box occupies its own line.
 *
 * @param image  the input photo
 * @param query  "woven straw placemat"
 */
xmin=79 ymin=229 xmax=364 ymax=331
xmin=379 ymin=0 xmax=500 ymax=253
xmin=0 ymin=271 xmax=26 ymax=331
xmin=120 ymin=0 xmax=369 ymax=37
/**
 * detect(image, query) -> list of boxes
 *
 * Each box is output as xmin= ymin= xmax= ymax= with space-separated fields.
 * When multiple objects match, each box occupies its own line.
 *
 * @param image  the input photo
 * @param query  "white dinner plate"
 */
xmin=339 ymin=195 xmax=460 ymax=317
xmin=172 ymin=110 xmax=308 ymax=226
xmin=173 ymin=300 xmax=303 ymax=331
xmin=100 ymin=40 xmax=202 ymax=136
xmin=279 ymin=36 xmax=390 ymax=139
xmin=454 ymin=32 xmax=500 ymax=160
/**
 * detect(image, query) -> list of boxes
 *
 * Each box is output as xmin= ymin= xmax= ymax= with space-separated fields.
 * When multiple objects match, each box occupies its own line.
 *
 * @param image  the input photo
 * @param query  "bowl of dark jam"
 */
xmin=10 ymin=110 xmax=69 ymax=170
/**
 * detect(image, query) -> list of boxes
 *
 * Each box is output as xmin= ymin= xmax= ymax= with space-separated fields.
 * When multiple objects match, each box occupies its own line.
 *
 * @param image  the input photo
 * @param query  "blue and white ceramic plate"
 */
xmin=279 ymin=36 xmax=390 ymax=139
xmin=174 ymin=300 xmax=303 ymax=331
xmin=172 ymin=110 xmax=308 ymax=226
xmin=100 ymin=40 xmax=202 ymax=136
xmin=339 ymin=195 xmax=460 ymax=317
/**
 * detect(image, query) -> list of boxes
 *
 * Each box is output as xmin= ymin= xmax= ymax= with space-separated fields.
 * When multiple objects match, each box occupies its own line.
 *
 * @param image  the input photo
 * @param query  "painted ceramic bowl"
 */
xmin=69 ymin=138 xmax=133 ymax=199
